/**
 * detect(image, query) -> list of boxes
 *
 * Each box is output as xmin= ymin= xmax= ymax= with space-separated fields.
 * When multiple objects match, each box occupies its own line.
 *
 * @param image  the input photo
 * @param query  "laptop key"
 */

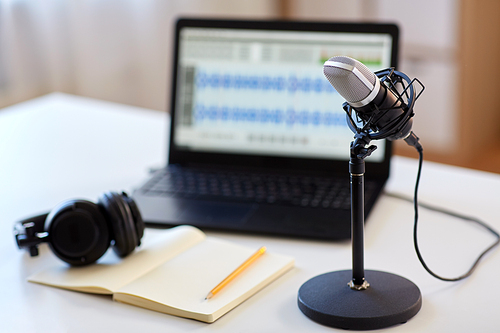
xmin=142 ymin=167 xmax=376 ymax=210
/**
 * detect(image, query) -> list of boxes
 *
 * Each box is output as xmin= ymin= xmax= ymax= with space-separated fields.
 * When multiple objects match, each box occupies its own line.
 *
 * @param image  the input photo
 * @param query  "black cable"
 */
xmin=387 ymin=148 xmax=500 ymax=281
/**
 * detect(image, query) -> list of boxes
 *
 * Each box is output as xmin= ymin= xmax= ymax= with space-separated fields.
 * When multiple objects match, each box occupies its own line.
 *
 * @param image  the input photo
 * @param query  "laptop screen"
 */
xmin=170 ymin=19 xmax=398 ymax=170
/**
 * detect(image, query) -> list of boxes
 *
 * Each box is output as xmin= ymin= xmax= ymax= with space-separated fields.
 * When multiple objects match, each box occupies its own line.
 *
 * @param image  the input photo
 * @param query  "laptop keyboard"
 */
xmin=139 ymin=166 xmax=377 ymax=210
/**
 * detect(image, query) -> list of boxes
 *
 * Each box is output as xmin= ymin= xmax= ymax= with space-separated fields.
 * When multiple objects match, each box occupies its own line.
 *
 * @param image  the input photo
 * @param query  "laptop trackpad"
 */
xmin=177 ymin=201 xmax=257 ymax=226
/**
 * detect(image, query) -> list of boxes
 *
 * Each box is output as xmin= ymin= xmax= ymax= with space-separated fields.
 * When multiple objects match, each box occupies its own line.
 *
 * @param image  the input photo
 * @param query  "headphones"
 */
xmin=13 ymin=191 xmax=144 ymax=266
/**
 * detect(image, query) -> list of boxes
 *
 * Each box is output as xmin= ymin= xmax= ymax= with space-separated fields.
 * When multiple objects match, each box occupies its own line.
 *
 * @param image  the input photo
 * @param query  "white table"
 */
xmin=1 ymin=93 xmax=499 ymax=332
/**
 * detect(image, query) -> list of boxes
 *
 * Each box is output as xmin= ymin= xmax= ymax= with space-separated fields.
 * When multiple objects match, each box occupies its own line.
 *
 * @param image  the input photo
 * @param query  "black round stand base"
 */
xmin=298 ymin=270 xmax=422 ymax=330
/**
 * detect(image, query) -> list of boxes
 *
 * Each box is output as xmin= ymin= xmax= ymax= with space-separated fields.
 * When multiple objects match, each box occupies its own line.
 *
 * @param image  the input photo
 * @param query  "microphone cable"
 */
xmin=386 ymin=146 xmax=500 ymax=281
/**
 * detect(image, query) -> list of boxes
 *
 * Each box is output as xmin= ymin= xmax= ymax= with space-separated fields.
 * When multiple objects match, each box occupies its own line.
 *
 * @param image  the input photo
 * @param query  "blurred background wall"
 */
xmin=0 ymin=0 xmax=499 ymax=173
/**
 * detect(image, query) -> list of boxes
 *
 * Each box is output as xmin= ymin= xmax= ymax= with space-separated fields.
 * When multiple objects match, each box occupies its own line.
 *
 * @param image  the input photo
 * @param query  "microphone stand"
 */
xmin=297 ymin=131 xmax=422 ymax=330
xmin=349 ymin=133 xmax=375 ymax=290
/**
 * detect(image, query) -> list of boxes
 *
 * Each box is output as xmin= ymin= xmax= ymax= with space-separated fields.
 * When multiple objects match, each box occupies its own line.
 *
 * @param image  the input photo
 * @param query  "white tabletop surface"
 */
xmin=1 ymin=93 xmax=499 ymax=332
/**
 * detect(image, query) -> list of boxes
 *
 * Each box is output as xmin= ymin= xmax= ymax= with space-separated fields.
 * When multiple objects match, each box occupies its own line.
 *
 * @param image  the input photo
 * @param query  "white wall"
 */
xmin=0 ymin=0 xmax=280 ymax=111
xmin=376 ymin=0 xmax=459 ymax=153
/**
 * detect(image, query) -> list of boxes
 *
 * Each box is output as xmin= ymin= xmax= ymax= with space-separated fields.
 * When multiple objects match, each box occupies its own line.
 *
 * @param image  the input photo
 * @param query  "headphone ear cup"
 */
xmin=121 ymin=192 xmax=145 ymax=246
xmin=98 ymin=192 xmax=139 ymax=258
xmin=45 ymin=200 xmax=110 ymax=266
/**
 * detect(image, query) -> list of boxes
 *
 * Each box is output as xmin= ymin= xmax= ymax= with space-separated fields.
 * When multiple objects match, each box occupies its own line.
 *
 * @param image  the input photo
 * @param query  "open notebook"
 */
xmin=28 ymin=225 xmax=294 ymax=323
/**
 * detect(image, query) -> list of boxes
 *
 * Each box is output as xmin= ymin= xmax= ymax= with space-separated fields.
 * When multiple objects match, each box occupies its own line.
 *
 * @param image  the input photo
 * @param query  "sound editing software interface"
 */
xmin=173 ymin=27 xmax=393 ymax=162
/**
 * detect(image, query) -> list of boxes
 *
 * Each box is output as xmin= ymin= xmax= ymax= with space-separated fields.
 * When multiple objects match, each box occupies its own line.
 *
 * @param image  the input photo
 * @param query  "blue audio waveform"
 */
xmin=194 ymin=104 xmax=346 ymax=127
xmin=196 ymin=71 xmax=336 ymax=94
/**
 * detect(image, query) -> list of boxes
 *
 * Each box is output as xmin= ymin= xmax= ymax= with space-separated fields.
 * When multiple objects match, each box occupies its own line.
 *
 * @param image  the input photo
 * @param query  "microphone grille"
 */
xmin=323 ymin=56 xmax=377 ymax=103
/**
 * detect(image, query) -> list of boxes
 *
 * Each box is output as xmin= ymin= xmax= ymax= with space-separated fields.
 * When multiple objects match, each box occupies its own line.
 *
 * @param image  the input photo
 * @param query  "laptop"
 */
xmin=133 ymin=18 xmax=398 ymax=240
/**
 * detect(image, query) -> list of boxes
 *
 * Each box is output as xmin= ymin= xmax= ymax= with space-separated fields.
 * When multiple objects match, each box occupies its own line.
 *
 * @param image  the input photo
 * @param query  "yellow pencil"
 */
xmin=205 ymin=246 xmax=267 ymax=300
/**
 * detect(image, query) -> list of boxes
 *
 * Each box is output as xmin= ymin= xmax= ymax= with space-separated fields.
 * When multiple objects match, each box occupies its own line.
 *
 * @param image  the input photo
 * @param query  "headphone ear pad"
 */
xmin=98 ymin=192 xmax=139 ymax=258
xmin=45 ymin=200 xmax=110 ymax=266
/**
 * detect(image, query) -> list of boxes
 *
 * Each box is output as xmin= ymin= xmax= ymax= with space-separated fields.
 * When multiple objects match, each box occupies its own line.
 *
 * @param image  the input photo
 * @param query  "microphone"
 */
xmin=323 ymin=56 xmax=422 ymax=149
xmin=297 ymin=55 xmax=425 ymax=330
